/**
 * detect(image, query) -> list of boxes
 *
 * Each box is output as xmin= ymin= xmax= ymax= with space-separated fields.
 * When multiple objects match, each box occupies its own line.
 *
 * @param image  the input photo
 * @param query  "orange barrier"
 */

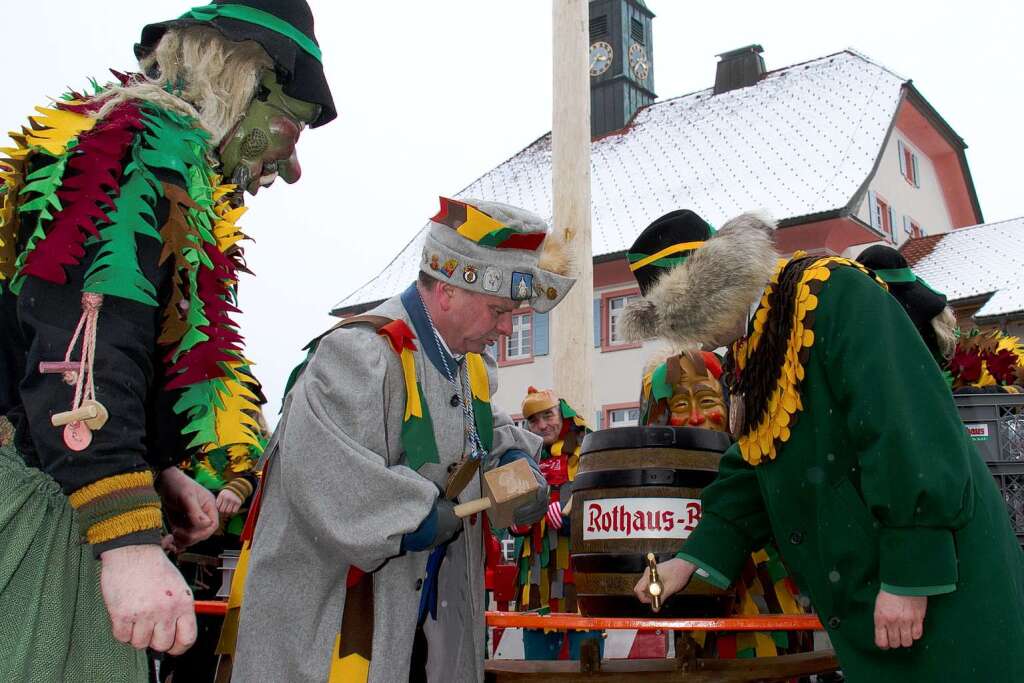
xmin=485 ymin=611 xmax=824 ymax=632
xmin=195 ymin=599 xmax=228 ymax=616
xmin=194 ymin=600 xmax=824 ymax=634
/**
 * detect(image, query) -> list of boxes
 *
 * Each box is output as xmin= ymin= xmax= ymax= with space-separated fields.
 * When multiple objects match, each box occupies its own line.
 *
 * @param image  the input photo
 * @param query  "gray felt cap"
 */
xmin=420 ymin=197 xmax=575 ymax=314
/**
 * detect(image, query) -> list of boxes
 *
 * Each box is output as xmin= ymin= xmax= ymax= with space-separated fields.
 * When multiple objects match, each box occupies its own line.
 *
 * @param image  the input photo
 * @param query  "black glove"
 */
xmin=401 ymin=498 xmax=462 ymax=553
xmin=432 ymin=498 xmax=462 ymax=547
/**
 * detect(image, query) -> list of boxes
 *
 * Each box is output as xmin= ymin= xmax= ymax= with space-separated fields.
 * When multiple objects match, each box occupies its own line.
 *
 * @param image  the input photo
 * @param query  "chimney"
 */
xmin=713 ymin=44 xmax=766 ymax=95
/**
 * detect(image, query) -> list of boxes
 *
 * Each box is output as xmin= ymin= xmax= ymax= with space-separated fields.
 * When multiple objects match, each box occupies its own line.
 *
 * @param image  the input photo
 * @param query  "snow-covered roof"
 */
xmin=334 ymin=49 xmax=906 ymax=312
xmin=903 ymin=217 xmax=1024 ymax=320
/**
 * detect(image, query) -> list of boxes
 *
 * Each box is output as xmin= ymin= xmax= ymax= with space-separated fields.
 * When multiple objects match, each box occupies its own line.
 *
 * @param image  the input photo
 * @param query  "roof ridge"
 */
xmin=839 ymin=48 xmax=908 ymax=82
xmin=944 ymin=215 xmax=1024 ymax=233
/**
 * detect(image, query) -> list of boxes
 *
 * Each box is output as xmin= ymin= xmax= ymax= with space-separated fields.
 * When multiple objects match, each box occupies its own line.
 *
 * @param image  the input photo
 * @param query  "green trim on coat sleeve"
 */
xmin=879 ymin=526 xmax=958 ymax=590
xmin=880 ymin=582 xmax=956 ymax=597
xmin=675 ymin=551 xmax=733 ymax=589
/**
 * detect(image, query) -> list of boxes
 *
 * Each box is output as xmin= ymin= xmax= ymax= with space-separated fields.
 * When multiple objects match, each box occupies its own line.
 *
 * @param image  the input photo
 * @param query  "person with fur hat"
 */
xmin=0 ymin=1 xmax=335 ymax=680
xmin=629 ymin=211 xmax=1024 ymax=680
xmin=508 ymin=387 xmax=595 ymax=659
xmin=234 ymin=196 xmax=575 ymax=682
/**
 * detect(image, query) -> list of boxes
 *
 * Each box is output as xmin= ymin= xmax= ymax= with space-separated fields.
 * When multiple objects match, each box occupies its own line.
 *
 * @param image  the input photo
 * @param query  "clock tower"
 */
xmin=588 ymin=0 xmax=656 ymax=138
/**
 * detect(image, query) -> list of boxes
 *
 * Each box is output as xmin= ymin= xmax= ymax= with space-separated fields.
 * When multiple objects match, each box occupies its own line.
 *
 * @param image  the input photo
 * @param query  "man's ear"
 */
xmin=438 ymin=283 xmax=457 ymax=312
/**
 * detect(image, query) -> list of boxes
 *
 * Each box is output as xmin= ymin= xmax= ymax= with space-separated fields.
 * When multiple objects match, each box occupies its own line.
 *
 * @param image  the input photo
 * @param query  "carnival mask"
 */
xmin=666 ymin=352 xmax=727 ymax=432
xmin=219 ymin=70 xmax=321 ymax=195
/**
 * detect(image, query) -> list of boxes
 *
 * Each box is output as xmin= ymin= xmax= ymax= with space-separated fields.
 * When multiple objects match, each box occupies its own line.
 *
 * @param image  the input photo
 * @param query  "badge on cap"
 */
xmin=482 ymin=266 xmax=502 ymax=292
xmin=442 ymin=258 xmax=458 ymax=278
xmin=463 ymin=265 xmax=478 ymax=284
xmin=511 ymin=272 xmax=533 ymax=301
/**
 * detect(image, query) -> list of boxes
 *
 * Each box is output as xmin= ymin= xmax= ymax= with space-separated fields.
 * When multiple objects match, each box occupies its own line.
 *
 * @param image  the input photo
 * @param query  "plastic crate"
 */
xmin=953 ymin=393 xmax=1024 ymax=463
xmin=986 ymin=462 xmax=1024 ymax=548
xmin=954 ymin=393 xmax=1024 ymax=546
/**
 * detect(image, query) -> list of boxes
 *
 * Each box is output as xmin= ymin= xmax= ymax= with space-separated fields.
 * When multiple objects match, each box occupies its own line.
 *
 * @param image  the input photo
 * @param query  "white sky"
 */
xmin=3 ymin=1 xmax=1021 ymax=420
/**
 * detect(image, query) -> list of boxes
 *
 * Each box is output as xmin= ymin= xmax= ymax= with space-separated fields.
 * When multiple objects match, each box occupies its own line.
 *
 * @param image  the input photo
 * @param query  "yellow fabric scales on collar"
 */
xmin=731 ymin=253 xmax=885 ymax=466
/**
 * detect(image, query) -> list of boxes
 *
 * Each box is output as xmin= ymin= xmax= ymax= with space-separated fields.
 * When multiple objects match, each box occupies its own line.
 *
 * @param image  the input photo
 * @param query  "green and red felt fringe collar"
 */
xmin=0 ymin=80 xmax=264 ymax=484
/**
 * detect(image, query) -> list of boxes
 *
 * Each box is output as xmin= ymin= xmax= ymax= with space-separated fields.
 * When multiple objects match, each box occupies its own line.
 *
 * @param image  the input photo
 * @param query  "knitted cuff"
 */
xmin=68 ymin=471 xmax=163 ymax=546
xmin=223 ymin=476 xmax=255 ymax=503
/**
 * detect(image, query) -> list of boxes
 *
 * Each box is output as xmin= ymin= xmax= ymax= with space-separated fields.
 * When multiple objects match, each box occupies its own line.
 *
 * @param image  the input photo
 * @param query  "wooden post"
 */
xmin=550 ymin=0 xmax=594 ymax=422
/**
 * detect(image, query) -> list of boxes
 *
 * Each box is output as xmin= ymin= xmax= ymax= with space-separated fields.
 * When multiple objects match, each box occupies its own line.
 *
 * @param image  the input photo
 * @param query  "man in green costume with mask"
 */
xmin=0 ymin=2 xmax=335 ymax=680
xmin=629 ymin=211 xmax=1024 ymax=681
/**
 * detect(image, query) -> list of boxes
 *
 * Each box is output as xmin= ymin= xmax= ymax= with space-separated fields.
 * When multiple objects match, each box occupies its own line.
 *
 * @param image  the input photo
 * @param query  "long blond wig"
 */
xmin=94 ymin=26 xmax=273 ymax=146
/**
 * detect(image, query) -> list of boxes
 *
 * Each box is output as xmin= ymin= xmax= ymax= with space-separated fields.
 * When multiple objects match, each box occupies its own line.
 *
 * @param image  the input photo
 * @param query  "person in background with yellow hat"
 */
xmin=509 ymin=387 xmax=597 ymax=659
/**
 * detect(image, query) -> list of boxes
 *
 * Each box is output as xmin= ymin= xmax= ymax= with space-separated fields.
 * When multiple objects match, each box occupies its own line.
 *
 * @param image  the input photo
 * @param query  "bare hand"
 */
xmin=216 ymin=488 xmax=243 ymax=516
xmin=634 ymin=557 xmax=697 ymax=605
xmin=874 ymin=590 xmax=927 ymax=649
xmin=156 ymin=467 xmax=219 ymax=549
xmin=100 ymin=545 xmax=197 ymax=655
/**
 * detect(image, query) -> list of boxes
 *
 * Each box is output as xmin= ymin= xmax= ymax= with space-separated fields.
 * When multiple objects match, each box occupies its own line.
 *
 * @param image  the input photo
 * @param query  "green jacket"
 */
xmin=680 ymin=265 xmax=1024 ymax=681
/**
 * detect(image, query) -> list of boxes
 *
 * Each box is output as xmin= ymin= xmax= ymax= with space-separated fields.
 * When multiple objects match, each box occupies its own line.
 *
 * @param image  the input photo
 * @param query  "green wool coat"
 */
xmin=679 ymin=266 xmax=1024 ymax=681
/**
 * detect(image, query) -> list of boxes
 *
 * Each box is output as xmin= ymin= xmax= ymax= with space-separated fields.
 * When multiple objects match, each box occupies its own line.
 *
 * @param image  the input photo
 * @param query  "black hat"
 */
xmin=856 ymin=244 xmax=947 ymax=332
xmin=626 ymin=210 xmax=715 ymax=296
xmin=136 ymin=1 xmax=336 ymax=127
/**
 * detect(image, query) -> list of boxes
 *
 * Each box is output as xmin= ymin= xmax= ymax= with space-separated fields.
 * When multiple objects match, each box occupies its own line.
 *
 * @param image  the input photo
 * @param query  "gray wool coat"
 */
xmin=232 ymin=293 xmax=542 ymax=683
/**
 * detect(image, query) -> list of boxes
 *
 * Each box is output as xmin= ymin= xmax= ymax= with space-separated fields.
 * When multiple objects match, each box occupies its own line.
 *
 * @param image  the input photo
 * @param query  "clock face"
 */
xmin=629 ymin=43 xmax=649 ymax=81
xmin=590 ymin=41 xmax=613 ymax=76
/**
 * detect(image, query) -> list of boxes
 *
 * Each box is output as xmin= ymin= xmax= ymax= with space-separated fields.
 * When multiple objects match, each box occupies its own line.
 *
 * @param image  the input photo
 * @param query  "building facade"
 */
xmin=333 ymin=1 xmax=984 ymax=423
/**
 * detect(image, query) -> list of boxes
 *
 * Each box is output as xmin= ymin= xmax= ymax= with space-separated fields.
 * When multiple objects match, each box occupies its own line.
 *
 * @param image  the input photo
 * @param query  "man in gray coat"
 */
xmin=234 ymin=196 xmax=576 ymax=682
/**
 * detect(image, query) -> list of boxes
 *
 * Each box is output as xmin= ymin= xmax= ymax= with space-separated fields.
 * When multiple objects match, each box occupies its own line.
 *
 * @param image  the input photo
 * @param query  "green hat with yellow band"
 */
xmin=627 ymin=210 xmax=716 ymax=296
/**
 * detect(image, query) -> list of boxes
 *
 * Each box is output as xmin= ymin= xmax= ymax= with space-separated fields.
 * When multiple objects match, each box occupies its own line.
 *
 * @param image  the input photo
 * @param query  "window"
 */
xmin=505 ymin=312 xmax=532 ymax=360
xmin=897 ymin=139 xmax=920 ymax=188
xmin=631 ymin=17 xmax=645 ymax=44
xmin=868 ymin=191 xmax=896 ymax=242
xmin=607 ymin=406 xmax=640 ymax=428
xmin=903 ymin=215 xmax=923 ymax=239
xmin=608 ymin=294 xmax=636 ymax=345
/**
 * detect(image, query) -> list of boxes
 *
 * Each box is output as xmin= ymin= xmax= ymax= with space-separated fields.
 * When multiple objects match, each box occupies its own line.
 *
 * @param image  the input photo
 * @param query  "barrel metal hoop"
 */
xmin=580 ymin=426 xmax=733 ymax=455
xmin=571 ymin=552 xmax=679 ymax=573
xmin=573 ymin=468 xmax=719 ymax=491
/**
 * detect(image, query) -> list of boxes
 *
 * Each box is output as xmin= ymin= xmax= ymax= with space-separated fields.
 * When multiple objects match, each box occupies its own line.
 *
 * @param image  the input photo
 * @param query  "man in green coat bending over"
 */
xmin=627 ymin=211 xmax=1024 ymax=681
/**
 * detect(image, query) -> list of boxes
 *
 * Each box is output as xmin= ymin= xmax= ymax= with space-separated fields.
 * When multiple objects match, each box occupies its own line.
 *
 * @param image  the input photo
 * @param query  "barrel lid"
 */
xmin=581 ymin=426 xmax=732 ymax=455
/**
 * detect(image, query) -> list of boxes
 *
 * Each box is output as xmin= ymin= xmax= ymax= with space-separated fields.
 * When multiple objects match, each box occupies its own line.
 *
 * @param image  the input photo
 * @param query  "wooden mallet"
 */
xmin=453 ymin=458 xmax=540 ymax=528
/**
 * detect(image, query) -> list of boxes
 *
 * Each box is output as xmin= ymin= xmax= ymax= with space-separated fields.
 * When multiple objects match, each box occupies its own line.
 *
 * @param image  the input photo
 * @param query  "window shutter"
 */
xmin=595 ymin=410 xmax=603 ymax=429
xmin=897 ymin=140 xmax=906 ymax=177
xmin=887 ymin=205 xmax=896 ymax=240
xmin=903 ymin=215 xmax=912 ymax=236
xmin=533 ymin=312 xmax=549 ymax=356
xmin=868 ymin=191 xmax=880 ymax=230
xmin=593 ymin=299 xmax=601 ymax=348
xmin=911 ymin=153 xmax=920 ymax=188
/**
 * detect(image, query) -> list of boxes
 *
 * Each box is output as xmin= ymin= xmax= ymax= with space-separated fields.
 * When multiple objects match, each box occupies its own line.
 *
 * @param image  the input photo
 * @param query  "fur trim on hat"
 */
xmin=623 ymin=211 xmax=779 ymax=349
xmin=465 ymin=197 xmax=574 ymax=277
xmin=538 ymin=227 xmax=573 ymax=277
xmin=932 ymin=306 xmax=958 ymax=359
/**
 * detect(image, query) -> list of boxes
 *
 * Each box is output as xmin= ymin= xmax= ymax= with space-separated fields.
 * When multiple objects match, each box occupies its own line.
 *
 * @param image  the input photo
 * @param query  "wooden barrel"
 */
xmin=569 ymin=426 xmax=734 ymax=617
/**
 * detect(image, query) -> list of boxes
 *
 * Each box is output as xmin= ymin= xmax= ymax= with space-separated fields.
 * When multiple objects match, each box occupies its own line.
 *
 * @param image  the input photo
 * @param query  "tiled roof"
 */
xmin=902 ymin=217 xmax=1024 ymax=319
xmin=334 ymin=49 xmax=906 ymax=312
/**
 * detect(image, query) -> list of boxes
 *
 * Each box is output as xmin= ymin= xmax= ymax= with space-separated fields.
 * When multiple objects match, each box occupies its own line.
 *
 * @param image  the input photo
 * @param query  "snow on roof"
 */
xmin=904 ymin=216 xmax=1024 ymax=319
xmin=334 ymin=49 xmax=906 ymax=312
